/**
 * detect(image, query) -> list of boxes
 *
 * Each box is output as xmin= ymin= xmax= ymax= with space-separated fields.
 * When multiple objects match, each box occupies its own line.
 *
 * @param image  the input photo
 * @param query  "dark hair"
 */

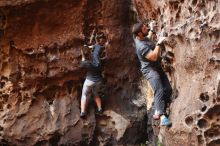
xmin=132 ymin=22 xmax=143 ymax=36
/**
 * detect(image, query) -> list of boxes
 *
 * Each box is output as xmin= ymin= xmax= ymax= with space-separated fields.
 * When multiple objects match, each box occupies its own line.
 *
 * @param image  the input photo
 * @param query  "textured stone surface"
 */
xmin=133 ymin=0 xmax=220 ymax=145
xmin=1 ymin=0 xmax=219 ymax=145
xmin=0 ymin=0 xmax=147 ymax=145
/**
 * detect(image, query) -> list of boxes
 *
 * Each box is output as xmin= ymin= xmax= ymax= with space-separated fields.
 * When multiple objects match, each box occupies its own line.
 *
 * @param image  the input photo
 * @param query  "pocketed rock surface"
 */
xmin=133 ymin=0 xmax=220 ymax=145
xmin=0 ymin=0 xmax=219 ymax=146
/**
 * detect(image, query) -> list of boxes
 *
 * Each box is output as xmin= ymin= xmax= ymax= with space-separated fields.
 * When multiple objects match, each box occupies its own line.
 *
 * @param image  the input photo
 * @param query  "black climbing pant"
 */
xmin=147 ymin=69 xmax=172 ymax=115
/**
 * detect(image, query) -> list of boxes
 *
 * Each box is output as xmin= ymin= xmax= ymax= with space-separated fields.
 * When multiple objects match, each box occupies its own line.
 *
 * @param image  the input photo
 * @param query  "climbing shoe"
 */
xmin=95 ymin=109 xmax=103 ymax=116
xmin=160 ymin=116 xmax=172 ymax=126
xmin=153 ymin=114 xmax=161 ymax=120
xmin=153 ymin=110 xmax=161 ymax=120
xmin=80 ymin=112 xmax=86 ymax=118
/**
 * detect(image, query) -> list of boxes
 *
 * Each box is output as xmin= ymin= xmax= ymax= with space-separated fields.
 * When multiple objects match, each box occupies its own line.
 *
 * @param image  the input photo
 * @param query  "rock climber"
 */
xmin=132 ymin=21 xmax=172 ymax=126
xmin=79 ymin=37 xmax=107 ymax=118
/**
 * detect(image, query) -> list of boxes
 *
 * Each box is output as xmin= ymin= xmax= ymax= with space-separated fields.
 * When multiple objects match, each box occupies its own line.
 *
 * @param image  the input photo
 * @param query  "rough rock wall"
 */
xmin=0 ymin=0 xmax=149 ymax=145
xmin=133 ymin=0 xmax=220 ymax=146
xmin=1 ymin=0 xmax=219 ymax=145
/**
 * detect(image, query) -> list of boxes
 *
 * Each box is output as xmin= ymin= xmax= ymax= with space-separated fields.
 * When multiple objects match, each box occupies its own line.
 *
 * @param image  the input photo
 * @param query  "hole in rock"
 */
xmin=41 ymin=86 xmax=58 ymax=105
xmin=169 ymin=1 xmax=179 ymax=10
xmin=0 ymin=126 xmax=3 ymax=131
xmin=213 ymin=98 xmax=216 ymax=103
xmin=0 ymin=102 xmax=3 ymax=110
xmin=192 ymin=0 xmax=197 ymax=5
xmin=49 ymin=132 xmax=61 ymax=146
xmin=189 ymin=28 xmax=193 ymax=33
xmin=204 ymin=125 xmax=220 ymax=139
xmin=197 ymin=113 xmax=202 ymax=118
xmin=201 ymin=105 xmax=207 ymax=112
xmin=194 ymin=127 xmax=198 ymax=131
xmin=2 ymin=94 xmax=9 ymax=102
xmin=160 ymin=15 xmax=164 ymax=22
xmin=0 ymin=139 xmax=11 ymax=145
xmin=1 ymin=76 xmax=8 ymax=80
xmin=213 ymin=4 xmax=216 ymax=11
xmin=157 ymin=8 xmax=161 ymax=15
xmin=188 ymin=7 xmax=192 ymax=13
xmin=0 ymin=82 xmax=5 ymax=88
xmin=207 ymin=132 xmax=214 ymax=138
xmin=205 ymin=105 xmax=220 ymax=119
xmin=208 ymin=139 xmax=220 ymax=146
xmin=213 ymin=30 xmax=220 ymax=38
xmin=199 ymin=92 xmax=209 ymax=102
xmin=185 ymin=116 xmax=193 ymax=126
xmin=65 ymin=80 xmax=74 ymax=94
xmin=203 ymin=10 xmax=207 ymax=16
xmin=197 ymin=118 xmax=208 ymax=129
xmin=173 ymin=3 xmax=179 ymax=10
xmin=6 ymin=104 xmax=11 ymax=109
xmin=176 ymin=12 xmax=180 ymax=20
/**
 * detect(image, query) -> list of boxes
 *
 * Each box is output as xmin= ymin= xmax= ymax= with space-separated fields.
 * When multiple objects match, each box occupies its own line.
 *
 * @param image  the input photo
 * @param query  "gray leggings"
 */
xmin=81 ymin=79 xmax=102 ymax=101
xmin=147 ymin=69 xmax=172 ymax=115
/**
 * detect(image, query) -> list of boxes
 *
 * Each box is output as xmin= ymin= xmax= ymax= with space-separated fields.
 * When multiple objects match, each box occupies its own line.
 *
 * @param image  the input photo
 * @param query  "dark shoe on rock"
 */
xmin=96 ymin=109 xmax=103 ymax=116
xmin=80 ymin=112 xmax=86 ymax=118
